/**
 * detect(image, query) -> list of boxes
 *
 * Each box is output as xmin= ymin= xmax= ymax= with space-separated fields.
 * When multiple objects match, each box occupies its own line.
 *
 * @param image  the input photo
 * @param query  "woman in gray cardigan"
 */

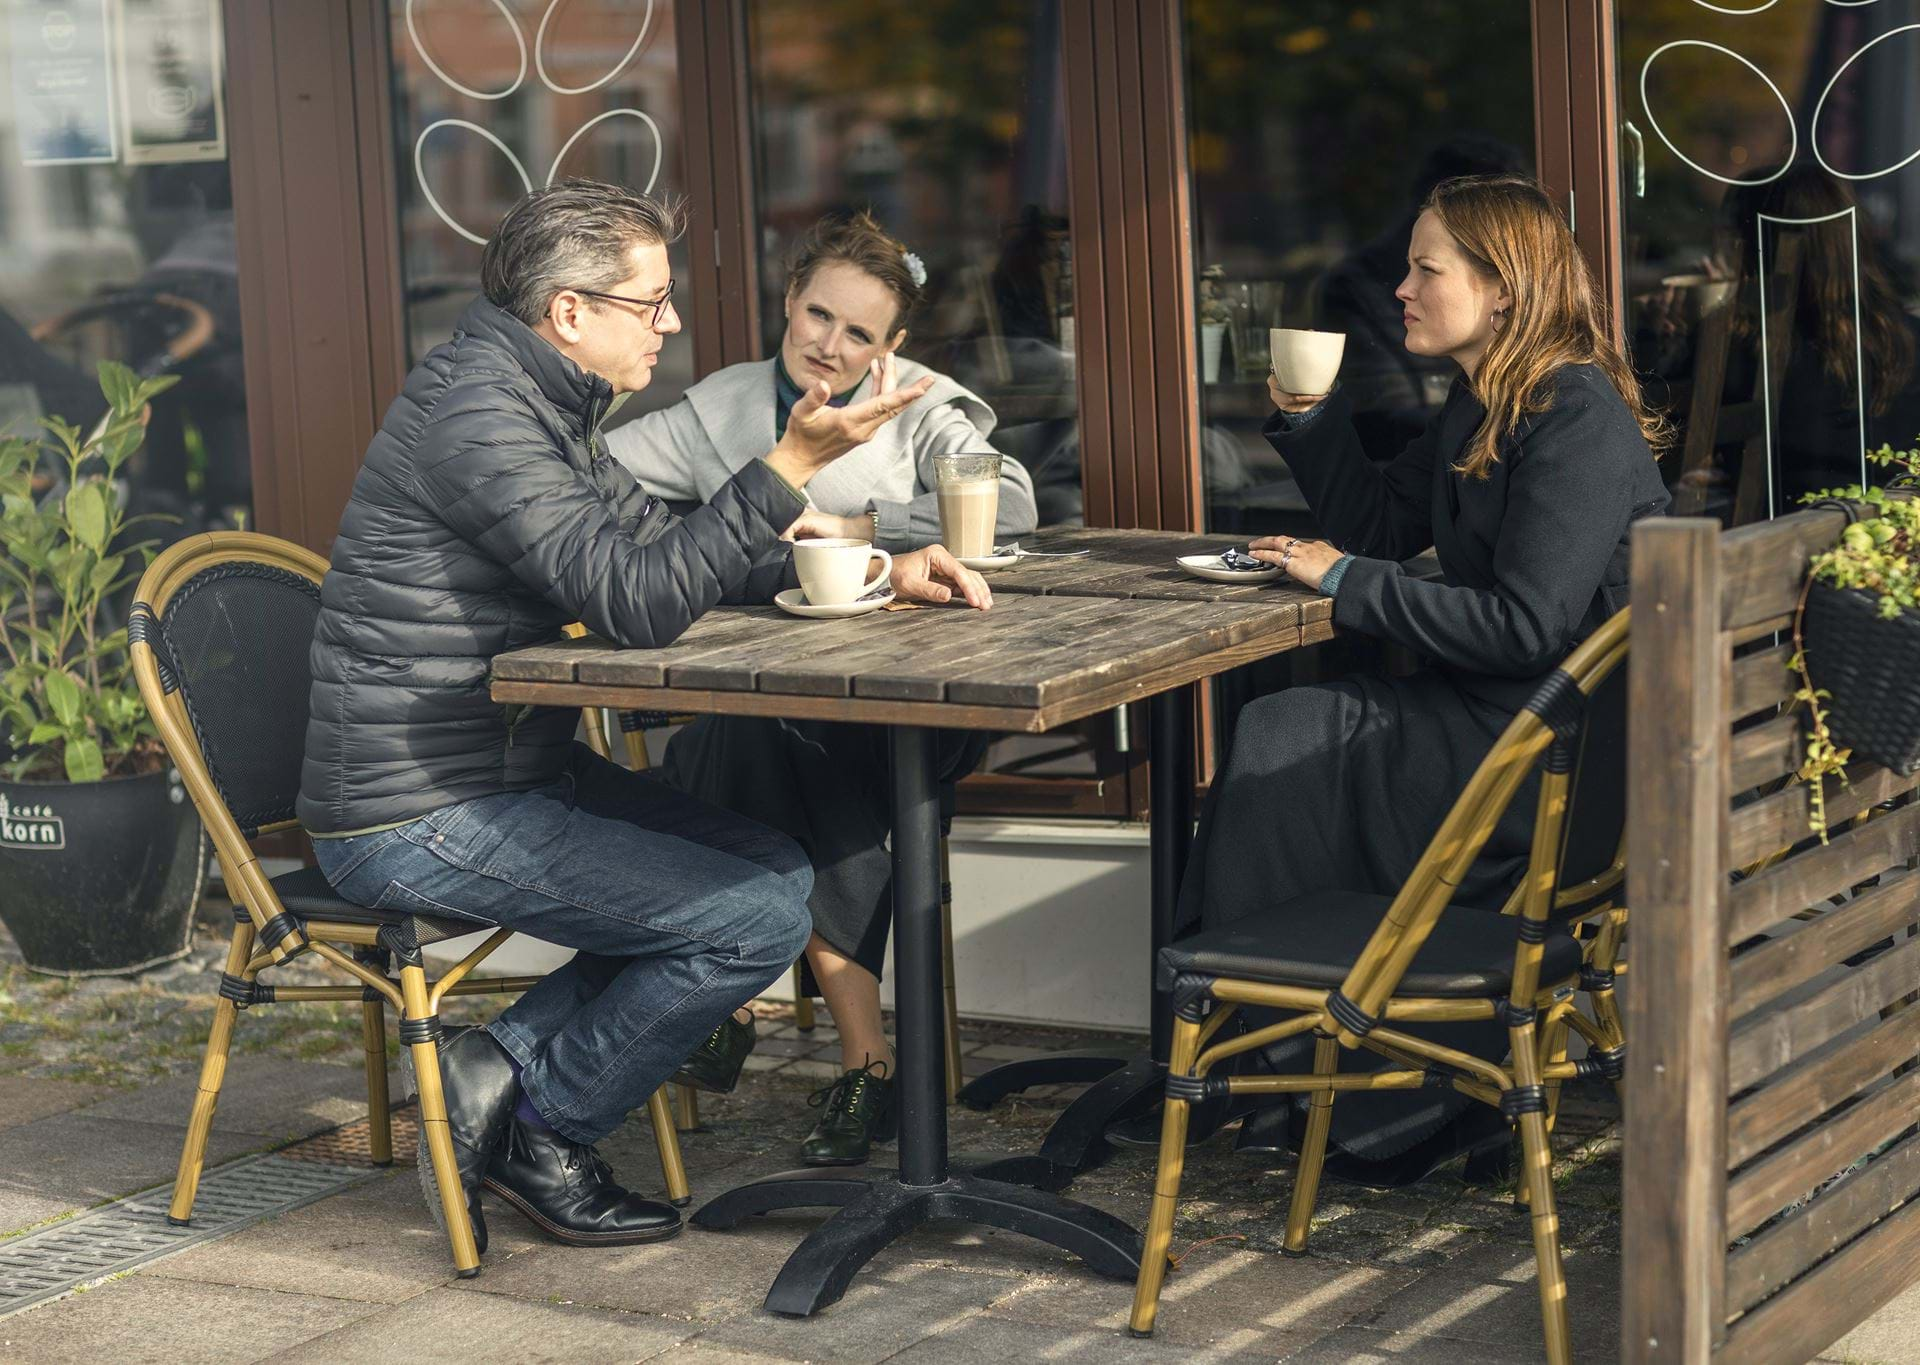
xmin=606 ymin=212 xmax=1036 ymax=1165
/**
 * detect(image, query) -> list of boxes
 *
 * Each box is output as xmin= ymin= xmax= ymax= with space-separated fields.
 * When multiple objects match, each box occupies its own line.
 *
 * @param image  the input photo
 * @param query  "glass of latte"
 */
xmin=933 ymin=452 xmax=1002 ymax=559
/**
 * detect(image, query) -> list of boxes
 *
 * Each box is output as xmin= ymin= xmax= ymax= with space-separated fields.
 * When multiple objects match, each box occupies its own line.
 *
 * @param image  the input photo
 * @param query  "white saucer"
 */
xmin=1176 ymin=553 xmax=1282 ymax=584
xmin=774 ymin=587 xmax=894 ymax=620
xmin=957 ymin=552 xmax=1021 ymax=571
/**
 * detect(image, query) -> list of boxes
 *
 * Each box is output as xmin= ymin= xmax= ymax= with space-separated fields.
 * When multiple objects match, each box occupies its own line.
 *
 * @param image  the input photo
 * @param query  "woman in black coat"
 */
xmin=1181 ymin=175 xmax=1670 ymax=1178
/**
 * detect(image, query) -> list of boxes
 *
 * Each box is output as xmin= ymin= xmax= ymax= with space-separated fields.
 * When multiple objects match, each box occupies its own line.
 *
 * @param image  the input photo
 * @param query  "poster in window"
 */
xmin=11 ymin=0 xmax=118 ymax=165
xmin=115 ymin=0 xmax=224 ymax=165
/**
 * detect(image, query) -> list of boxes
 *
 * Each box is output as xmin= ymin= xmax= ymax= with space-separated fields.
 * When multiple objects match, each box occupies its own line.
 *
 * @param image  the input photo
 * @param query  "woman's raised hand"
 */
xmin=1267 ymin=371 xmax=1328 ymax=415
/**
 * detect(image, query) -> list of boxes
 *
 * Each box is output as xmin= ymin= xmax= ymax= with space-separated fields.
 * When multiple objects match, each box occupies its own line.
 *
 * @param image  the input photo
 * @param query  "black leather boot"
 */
xmin=799 ymin=1061 xmax=897 ymax=1167
xmin=669 ymin=1012 xmax=756 ymax=1094
xmin=421 ymin=1026 xmax=518 ymax=1257
xmin=482 ymin=1115 xmax=682 ymax=1245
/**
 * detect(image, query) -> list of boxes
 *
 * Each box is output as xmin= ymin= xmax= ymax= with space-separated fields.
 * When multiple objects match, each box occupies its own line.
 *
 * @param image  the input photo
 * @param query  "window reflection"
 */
xmin=1621 ymin=3 xmax=1920 ymax=523
xmin=1 ymin=0 xmax=249 ymax=540
xmin=744 ymin=0 xmax=1082 ymax=525
xmin=387 ymin=0 xmax=695 ymax=415
xmin=745 ymin=1 xmax=1116 ymax=813
xmin=1184 ymin=0 xmax=1536 ymax=539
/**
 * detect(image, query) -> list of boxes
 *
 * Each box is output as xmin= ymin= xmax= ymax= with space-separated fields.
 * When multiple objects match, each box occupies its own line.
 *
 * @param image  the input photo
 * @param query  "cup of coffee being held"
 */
xmin=1269 ymin=328 xmax=1346 ymax=399
xmin=793 ymin=539 xmax=892 ymax=606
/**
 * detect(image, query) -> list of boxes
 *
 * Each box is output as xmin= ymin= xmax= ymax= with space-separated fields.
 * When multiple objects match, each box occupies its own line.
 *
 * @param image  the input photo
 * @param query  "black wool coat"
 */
xmin=1178 ymin=363 xmax=1668 ymax=1158
xmin=1289 ymin=362 xmax=1670 ymax=711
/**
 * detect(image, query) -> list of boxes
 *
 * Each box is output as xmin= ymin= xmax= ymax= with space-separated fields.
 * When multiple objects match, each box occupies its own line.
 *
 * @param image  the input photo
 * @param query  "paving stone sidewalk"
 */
xmin=3 ymin=898 xmax=1913 ymax=1363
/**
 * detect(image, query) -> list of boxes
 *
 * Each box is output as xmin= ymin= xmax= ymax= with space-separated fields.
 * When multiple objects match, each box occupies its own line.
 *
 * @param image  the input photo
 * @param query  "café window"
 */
xmin=1183 ymin=0 xmax=1538 ymax=542
xmin=1 ymin=0 xmax=251 ymax=542
xmin=386 ymin=0 xmax=696 ymax=421
xmin=744 ymin=2 xmax=1127 ymax=816
xmin=1618 ymin=1 xmax=1920 ymax=525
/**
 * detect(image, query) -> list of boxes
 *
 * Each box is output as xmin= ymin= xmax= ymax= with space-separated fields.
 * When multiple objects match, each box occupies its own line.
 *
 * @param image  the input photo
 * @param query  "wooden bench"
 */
xmin=1624 ymin=508 xmax=1920 ymax=1364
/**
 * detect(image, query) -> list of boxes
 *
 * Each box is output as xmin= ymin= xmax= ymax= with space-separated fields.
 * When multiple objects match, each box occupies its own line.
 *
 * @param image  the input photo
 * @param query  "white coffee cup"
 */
xmin=1270 ymin=327 xmax=1346 ymax=396
xmin=793 ymin=538 xmax=892 ymax=607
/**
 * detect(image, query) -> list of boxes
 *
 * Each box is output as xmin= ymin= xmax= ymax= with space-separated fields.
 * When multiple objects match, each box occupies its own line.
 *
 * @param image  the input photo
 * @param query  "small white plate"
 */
xmin=774 ymin=587 xmax=894 ymax=620
xmin=957 ymin=552 xmax=1021 ymax=571
xmin=1176 ymin=553 xmax=1282 ymax=584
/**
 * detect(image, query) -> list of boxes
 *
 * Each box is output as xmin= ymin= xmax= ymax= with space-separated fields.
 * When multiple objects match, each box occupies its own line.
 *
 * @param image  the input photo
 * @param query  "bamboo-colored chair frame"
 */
xmin=131 ymin=532 xmax=689 ymax=1278
xmin=1128 ymin=608 xmax=1632 ymax=1365
xmin=579 ymin=697 xmax=968 ymax=1118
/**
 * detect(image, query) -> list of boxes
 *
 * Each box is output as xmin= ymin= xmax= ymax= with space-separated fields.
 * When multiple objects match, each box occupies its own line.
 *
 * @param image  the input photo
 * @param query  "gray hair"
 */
xmin=480 ymin=178 xmax=687 ymax=326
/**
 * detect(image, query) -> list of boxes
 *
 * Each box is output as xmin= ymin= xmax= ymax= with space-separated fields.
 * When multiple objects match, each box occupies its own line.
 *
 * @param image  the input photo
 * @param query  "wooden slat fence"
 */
xmin=1624 ymin=510 xmax=1920 ymax=1365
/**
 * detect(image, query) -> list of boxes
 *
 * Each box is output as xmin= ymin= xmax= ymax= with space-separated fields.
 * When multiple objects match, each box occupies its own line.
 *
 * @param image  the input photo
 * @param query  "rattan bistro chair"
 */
xmin=129 ymin=532 xmax=689 ymax=1278
xmin=1127 ymin=608 xmax=1632 ymax=1365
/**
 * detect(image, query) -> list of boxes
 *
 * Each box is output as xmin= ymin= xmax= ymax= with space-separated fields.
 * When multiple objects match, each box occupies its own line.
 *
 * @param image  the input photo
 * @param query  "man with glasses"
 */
xmin=298 ymin=179 xmax=989 ymax=1253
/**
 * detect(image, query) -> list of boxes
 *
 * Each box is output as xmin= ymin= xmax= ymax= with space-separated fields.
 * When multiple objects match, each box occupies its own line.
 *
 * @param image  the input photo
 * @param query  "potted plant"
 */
xmin=1789 ymin=445 xmax=1920 ymax=840
xmin=0 ymin=362 xmax=205 ymax=974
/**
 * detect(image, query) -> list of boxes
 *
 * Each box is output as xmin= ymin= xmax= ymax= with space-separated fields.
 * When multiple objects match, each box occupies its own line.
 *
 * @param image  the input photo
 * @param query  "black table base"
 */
xmin=692 ymin=726 xmax=1143 ymax=1314
xmin=957 ymin=690 xmax=1196 ymax=1176
xmin=691 ymin=1161 xmax=1138 ymax=1316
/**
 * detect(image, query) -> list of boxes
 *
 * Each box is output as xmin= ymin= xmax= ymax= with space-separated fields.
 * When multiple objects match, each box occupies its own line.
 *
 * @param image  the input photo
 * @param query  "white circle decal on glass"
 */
xmin=1641 ymin=41 xmax=1796 ymax=187
xmin=536 ymin=0 xmax=656 ymax=95
xmin=414 ymin=119 xmax=533 ymax=245
xmin=547 ymin=109 xmax=663 ymax=194
xmin=1812 ymin=25 xmax=1920 ymax=180
xmin=1690 ymin=0 xmax=1777 ymax=12
xmin=405 ymin=0 xmax=527 ymax=102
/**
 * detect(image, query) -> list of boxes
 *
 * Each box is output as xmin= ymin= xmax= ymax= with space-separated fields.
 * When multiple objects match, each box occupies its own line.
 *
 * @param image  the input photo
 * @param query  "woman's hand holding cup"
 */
xmin=1267 ymin=371 xmax=1329 ymax=414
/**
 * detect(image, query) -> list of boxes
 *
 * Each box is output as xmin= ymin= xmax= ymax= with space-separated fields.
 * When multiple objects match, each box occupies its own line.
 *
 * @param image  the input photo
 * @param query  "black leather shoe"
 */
xmin=669 ymin=1013 xmax=756 ymax=1094
xmin=482 ymin=1116 xmax=682 ymax=1245
xmin=799 ymin=1061 xmax=897 ymax=1167
xmin=421 ymin=1026 xmax=518 ymax=1257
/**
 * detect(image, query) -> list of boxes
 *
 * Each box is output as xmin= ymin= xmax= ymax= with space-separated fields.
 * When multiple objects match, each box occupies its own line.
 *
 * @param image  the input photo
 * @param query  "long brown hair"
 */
xmin=1424 ymin=175 xmax=1668 ymax=478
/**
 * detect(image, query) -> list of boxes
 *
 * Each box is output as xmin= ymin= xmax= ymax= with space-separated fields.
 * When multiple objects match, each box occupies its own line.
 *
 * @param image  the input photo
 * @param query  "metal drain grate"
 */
xmin=0 ymin=1154 xmax=377 ymax=1318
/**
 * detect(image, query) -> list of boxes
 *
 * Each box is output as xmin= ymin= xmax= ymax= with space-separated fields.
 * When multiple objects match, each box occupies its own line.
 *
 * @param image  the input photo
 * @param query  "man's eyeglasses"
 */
xmin=569 ymin=279 xmax=674 ymax=328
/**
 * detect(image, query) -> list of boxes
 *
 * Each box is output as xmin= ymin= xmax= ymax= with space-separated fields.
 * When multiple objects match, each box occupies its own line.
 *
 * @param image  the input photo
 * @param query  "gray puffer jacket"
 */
xmin=297 ymin=298 xmax=802 ymax=834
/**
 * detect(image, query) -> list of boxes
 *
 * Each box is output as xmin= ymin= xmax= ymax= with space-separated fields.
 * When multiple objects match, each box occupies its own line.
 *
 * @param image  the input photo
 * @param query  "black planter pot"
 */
xmin=0 ymin=767 xmax=205 ymax=975
xmin=1802 ymin=580 xmax=1920 ymax=777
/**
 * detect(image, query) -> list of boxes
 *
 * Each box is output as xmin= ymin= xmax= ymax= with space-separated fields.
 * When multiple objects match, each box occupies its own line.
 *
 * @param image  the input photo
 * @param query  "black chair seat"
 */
xmin=1158 ymin=889 xmax=1582 ymax=999
xmin=270 ymin=866 xmax=496 ymax=950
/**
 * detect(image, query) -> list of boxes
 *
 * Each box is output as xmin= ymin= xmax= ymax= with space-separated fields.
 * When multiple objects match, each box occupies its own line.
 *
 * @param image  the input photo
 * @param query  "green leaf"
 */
xmin=44 ymin=669 xmax=82 ymax=726
xmin=97 ymin=360 xmax=137 ymax=415
xmin=27 ymin=722 xmax=63 ymax=745
xmin=64 ymin=735 xmax=103 ymax=783
xmin=65 ymin=481 xmax=110 ymax=551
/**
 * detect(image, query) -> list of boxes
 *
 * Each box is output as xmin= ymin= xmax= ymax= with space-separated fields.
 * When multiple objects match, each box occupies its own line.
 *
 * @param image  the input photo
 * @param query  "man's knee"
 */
xmin=700 ymin=862 xmax=812 ymax=971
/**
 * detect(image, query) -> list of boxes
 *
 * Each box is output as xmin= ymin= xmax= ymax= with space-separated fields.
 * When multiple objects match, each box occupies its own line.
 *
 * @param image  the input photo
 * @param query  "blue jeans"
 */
xmin=314 ymin=744 xmax=813 ymax=1145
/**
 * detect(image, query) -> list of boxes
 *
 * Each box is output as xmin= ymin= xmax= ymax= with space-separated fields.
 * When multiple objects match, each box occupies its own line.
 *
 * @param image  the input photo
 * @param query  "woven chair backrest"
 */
xmin=154 ymin=559 xmax=321 ymax=836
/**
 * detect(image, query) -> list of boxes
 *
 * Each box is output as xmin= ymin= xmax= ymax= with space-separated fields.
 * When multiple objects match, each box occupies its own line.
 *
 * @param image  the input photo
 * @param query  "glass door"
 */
xmin=385 ymin=0 xmax=696 ymax=422
xmin=1617 ymin=0 xmax=1920 ymax=525
xmin=1183 ymin=0 xmax=1539 ymax=542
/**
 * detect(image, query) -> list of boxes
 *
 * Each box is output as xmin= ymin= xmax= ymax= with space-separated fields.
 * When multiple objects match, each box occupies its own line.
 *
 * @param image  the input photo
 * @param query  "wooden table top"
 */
xmin=982 ymin=526 xmax=1333 ymax=620
xmin=493 ymin=595 xmax=1321 ymax=734
xmin=490 ymin=527 xmax=1342 ymax=733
